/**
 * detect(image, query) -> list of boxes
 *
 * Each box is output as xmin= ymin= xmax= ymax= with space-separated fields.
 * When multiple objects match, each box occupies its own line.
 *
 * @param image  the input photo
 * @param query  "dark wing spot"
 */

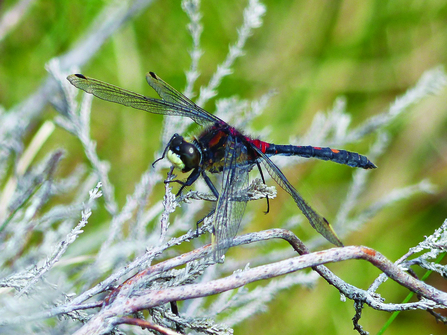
xmin=74 ymin=74 xmax=87 ymax=79
xmin=149 ymin=72 xmax=157 ymax=79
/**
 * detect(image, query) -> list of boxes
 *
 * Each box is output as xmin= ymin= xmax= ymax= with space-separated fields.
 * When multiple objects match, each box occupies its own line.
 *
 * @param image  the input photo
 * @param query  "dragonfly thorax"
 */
xmin=166 ymin=135 xmax=201 ymax=173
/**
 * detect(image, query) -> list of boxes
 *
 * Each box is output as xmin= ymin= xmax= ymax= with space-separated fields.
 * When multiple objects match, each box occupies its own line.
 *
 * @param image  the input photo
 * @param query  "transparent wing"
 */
xmin=212 ymin=136 xmax=250 ymax=262
xmin=251 ymin=145 xmax=343 ymax=247
xmin=67 ymin=73 xmax=221 ymax=126
xmin=145 ymin=72 xmax=213 ymax=116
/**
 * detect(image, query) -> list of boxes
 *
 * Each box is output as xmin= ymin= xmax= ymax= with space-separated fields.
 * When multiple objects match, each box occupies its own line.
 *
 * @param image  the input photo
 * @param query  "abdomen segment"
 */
xmin=265 ymin=144 xmax=376 ymax=169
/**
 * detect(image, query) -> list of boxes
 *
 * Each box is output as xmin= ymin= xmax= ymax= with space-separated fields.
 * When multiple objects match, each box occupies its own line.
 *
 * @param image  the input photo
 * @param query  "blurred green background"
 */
xmin=1 ymin=0 xmax=447 ymax=334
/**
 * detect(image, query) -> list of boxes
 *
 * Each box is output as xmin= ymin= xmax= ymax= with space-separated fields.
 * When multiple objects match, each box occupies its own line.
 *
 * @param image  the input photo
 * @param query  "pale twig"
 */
xmin=347 ymin=66 xmax=447 ymax=141
xmin=182 ymin=0 xmax=203 ymax=99
xmin=0 ymin=0 xmax=36 ymax=42
xmin=66 ymin=229 xmax=447 ymax=334
xmin=51 ymin=61 xmax=118 ymax=217
xmin=159 ymin=172 xmax=178 ymax=242
xmin=0 ymin=121 xmax=55 ymax=219
xmin=15 ymin=183 xmax=102 ymax=297
xmin=196 ymin=0 xmax=266 ymax=107
xmin=114 ymin=317 xmax=183 ymax=335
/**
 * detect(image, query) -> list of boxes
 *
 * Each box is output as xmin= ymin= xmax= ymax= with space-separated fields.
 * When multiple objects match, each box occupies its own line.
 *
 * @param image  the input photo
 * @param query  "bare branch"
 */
xmin=114 ymin=317 xmax=182 ymax=335
xmin=56 ymin=229 xmax=447 ymax=334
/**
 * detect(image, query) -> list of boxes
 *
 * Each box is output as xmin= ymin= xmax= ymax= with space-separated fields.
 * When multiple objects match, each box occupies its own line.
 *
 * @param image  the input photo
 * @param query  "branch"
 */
xmin=115 ymin=317 xmax=182 ymax=335
xmin=66 ymin=229 xmax=447 ymax=334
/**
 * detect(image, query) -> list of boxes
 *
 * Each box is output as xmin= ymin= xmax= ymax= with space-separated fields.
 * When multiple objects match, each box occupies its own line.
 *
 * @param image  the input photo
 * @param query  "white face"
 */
xmin=167 ymin=149 xmax=185 ymax=170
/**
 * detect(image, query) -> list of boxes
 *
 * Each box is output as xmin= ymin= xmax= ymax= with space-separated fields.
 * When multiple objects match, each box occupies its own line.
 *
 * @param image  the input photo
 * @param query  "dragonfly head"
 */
xmin=167 ymin=135 xmax=201 ymax=173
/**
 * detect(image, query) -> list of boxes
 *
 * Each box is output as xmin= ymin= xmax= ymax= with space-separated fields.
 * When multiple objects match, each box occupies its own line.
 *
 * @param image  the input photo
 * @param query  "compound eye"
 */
xmin=179 ymin=142 xmax=200 ymax=172
xmin=167 ymin=136 xmax=200 ymax=172
xmin=170 ymin=135 xmax=184 ymax=154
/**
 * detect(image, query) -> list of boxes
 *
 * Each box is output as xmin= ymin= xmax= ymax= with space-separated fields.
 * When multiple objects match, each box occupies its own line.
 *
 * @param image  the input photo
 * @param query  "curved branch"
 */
xmin=70 ymin=229 xmax=447 ymax=334
xmin=121 ymin=246 xmax=447 ymax=308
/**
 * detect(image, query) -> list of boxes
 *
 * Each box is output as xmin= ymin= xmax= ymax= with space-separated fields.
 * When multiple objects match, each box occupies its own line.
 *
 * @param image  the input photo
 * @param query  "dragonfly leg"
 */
xmin=194 ymin=171 xmax=220 ymax=236
xmin=256 ymin=161 xmax=270 ymax=214
xmin=166 ymin=167 xmax=201 ymax=196
xmin=162 ymin=166 xmax=186 ymax=190
xmin=196 ymin=207 xmax=216 ymax=237
xmin=169 ymin=301 xmax=183 ymax=333
xmin=200 ymin=170 xmax=219 ymax=199
xmin=152 ymin=133 xmax=180 ymax=167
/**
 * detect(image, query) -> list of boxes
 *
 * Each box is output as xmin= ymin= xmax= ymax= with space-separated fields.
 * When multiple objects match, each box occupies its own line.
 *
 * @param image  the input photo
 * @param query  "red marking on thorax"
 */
xmin=331 ymin=148 xmax=340 ymax=154
xmin=209 ymin=131 xmax=225 ymax=147
xmin=229 ymin=127 xmax=239 ymax=136
xmin=228 ymin=127 xmax=270 ymax=153
xmin=314 ymin=147 xmax=322 ymax=150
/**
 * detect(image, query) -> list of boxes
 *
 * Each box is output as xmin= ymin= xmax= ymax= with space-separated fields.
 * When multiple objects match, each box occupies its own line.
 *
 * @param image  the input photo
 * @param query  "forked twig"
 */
xmin=70 ymin=229 xmax=447 ymax=334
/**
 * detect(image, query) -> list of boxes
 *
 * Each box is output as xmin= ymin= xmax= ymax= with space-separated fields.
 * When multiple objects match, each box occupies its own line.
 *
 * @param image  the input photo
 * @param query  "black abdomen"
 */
xmin=265 ymin=144 xmax=376 ymax=169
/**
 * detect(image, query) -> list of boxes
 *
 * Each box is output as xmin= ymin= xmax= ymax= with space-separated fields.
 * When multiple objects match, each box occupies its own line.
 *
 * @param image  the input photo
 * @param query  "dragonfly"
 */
xmin=67 ymin=72 xmax=376 ymax=261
